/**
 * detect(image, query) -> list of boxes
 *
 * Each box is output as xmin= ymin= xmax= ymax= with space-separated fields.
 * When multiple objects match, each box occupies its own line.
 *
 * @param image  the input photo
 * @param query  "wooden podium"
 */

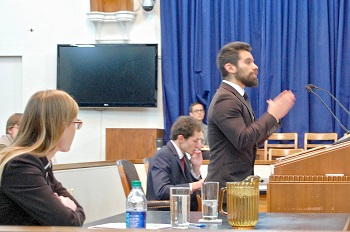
xmin=106 ymin=128 xmax=164 ymax=160
xmin=268 ymin=141 xmax=350 ymax=213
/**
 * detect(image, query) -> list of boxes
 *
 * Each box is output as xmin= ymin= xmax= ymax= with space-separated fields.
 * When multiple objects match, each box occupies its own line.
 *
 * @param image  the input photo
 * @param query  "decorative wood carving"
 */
xmin=88 ymin=0 xmax=136 ymax=43
xmin=90 ymin=0 xmax=134 ymax=12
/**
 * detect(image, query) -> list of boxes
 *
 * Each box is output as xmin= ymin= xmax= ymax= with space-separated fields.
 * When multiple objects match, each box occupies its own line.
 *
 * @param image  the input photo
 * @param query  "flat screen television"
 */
xmin=57 ymin=44 xmax=158 ymax=108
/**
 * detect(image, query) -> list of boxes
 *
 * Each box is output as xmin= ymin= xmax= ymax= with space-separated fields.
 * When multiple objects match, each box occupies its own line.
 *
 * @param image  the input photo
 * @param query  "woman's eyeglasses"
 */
xmin=72 ymin=119 xmax=83 ymax=130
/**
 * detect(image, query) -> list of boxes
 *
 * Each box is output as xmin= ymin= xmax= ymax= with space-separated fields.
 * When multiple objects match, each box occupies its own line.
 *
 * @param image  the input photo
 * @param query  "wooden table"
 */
xmin=0 ymin=211 xmax=348 ymax=231
xmin=84 ymin=211 xmax=350 ymax=231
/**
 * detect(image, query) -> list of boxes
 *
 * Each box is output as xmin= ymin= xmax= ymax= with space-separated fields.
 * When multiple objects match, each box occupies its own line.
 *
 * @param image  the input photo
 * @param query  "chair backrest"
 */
xmin=117 ymin=159 xmax=172 ymax=211
xmin=268 ymin=148 xmax=304 ymax=160
xmin=143 ymin=157 xmax=150 ymax=174
xmin=256 ymin=148 xmax=265 ymax=160
xmin=304 ymin=132 xmax=338 ymax=150
xmin=263 ymin=133 xmax=298 ymax=160
xmin=116 ymin=160 xmax=141 ymax=198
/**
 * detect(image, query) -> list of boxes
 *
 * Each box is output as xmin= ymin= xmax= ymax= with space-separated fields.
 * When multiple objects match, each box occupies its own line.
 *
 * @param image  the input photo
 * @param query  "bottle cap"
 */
xmin=131 ymin=180 xmax=141 ymax=187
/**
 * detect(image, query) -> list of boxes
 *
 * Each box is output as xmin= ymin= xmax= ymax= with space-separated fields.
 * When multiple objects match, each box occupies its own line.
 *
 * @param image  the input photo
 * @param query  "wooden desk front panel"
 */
xmin=106 ymin=128 xmax=164 ymax=160
xmin=267 ymin=182 xmax=350 ymax=213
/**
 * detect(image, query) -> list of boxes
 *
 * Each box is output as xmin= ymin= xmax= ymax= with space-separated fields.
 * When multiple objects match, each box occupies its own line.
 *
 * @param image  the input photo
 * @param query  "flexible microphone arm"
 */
xmin=307 ymin=84 xmax=350 ymax=116
xmin=305 ymin=85 xmax=350 ymax=134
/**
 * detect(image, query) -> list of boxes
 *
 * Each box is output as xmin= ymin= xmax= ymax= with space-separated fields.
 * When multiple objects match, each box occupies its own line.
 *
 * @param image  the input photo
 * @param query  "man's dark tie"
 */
xmin=243 ymin=92 xmax=255 ymax=120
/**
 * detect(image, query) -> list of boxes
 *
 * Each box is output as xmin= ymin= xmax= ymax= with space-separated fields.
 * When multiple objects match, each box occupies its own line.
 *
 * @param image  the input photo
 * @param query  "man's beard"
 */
xmin=235 ymin=70 xmax=258 ymax=87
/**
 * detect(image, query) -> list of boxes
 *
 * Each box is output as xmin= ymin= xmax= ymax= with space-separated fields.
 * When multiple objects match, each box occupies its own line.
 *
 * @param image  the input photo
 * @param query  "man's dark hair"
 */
xmin=189 ymin=102 xmax=204 ymax=112
xmin=216 ymin=41 xmax=252 ymax=78
xmin=170 ymin=116 xmax=202 ymax=140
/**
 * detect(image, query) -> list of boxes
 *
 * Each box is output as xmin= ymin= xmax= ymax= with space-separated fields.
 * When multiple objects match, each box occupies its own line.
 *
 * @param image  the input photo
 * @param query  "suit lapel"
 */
xmin=221 ymin=83 xmax=255 ymax=122
xmin=168 ymin=141 xmax=189 ymax=181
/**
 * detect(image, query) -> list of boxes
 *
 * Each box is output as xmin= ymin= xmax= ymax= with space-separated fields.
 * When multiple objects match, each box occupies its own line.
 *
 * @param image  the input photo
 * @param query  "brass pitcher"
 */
xmin=219 ymin=175 xmax=260 ymax=228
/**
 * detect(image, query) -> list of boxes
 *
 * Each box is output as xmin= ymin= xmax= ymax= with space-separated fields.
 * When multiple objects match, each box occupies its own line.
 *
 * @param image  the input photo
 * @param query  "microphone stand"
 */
xmin=305 ymin=85 xmax=350 ymax=145
xmin=308 ymin=84 xmax=350 ymax=116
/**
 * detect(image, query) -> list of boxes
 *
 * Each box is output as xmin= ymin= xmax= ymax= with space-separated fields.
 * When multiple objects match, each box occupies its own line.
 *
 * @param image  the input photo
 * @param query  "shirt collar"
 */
xmin=223 ymin=80 xmax=245 ymax=97
xmin=170 ymin=140 xmax=186 ymax=159
xmin=40 ymin=156 xmax=51 ymax=170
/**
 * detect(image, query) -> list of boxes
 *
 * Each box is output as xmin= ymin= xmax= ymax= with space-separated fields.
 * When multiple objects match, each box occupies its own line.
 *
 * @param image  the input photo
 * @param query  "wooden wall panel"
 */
xmin=106 ymin=128 xmax=164 ymax=160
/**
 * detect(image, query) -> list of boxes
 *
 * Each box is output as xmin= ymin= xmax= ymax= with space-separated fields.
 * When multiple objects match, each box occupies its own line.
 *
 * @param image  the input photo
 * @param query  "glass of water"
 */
xmin=201 ymin=182 xmax=219 ymax=220
xmin=170 ymin=187 xmax=190 ymax=228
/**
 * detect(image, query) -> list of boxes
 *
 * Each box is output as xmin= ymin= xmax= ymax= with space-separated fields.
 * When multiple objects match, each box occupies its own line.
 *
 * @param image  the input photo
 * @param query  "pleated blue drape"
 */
xmin=160 ymin=0 xmax=350 ymax=146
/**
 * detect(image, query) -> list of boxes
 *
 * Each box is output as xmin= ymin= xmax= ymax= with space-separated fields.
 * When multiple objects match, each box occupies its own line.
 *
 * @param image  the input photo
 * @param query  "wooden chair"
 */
xmin=263 ymin=133 xmax=298 ymax=160
xmin=126 ymin=158 xmax=202 ymax=211
xmin=268 ymin=148 xmax=304 ymax=160
xmin=256 ymin=148 xmax=265 ymax=160
xmin=304 ymin=133 xmax=338 ymax=150
xmin=116 ymin=160 xmax=170 ymax=210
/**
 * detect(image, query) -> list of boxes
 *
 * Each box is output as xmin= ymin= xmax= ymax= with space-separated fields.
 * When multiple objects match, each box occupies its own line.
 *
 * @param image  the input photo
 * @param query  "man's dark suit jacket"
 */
xmin=146 ymin=141 xmax=200 ymax=211
xmin=206 ymin=82 xmax=280 ymax=190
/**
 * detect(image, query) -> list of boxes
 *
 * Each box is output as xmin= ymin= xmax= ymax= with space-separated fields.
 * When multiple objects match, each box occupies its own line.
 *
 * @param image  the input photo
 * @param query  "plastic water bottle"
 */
xmin=126 ymin=180 xmax=147 ymax=228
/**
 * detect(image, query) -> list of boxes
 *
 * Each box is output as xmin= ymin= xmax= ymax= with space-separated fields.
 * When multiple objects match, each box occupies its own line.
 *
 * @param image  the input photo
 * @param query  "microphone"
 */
xmin=305 ymin=85 xmax=350 ymax=134
xmin=307 ymin=84 xmax=350 ymax=116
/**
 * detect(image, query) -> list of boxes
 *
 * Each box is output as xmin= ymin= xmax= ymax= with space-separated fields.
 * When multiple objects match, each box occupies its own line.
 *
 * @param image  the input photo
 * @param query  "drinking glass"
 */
xmin=201 ymin=182 xmax=219 ymax=220
xmin=170 ymin=187 xmax=190 ymax=228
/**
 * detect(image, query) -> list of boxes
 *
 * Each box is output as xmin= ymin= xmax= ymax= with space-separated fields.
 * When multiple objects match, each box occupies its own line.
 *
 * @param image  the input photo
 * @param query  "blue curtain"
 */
xmin=160 ymin=0 xmax=350 ymax=146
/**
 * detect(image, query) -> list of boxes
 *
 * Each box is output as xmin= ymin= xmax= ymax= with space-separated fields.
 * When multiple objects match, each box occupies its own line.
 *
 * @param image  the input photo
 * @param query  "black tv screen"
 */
xmin=57 ymin=44 xmax=158 ymax=107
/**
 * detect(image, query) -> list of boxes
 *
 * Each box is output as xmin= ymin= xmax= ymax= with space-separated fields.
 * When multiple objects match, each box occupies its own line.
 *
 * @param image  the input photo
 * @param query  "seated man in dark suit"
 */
xmin=146 ymin=116 xmax=204 ymax=211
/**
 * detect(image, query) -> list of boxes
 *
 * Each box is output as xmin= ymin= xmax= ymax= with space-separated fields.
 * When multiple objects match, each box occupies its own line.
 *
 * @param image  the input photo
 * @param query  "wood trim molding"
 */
xmin=53 ymin=159 xmax=275 ymax=171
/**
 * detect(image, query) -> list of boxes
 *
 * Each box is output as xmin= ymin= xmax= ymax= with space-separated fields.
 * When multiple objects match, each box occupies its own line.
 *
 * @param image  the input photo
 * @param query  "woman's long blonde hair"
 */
xmin=0 ymin=90 xmax=78 ymax=169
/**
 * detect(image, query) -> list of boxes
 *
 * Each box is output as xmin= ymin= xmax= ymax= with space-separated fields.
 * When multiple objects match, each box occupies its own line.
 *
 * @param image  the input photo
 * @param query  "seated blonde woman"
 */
xmin=0 ymin=90 xmax=85 ymax=226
